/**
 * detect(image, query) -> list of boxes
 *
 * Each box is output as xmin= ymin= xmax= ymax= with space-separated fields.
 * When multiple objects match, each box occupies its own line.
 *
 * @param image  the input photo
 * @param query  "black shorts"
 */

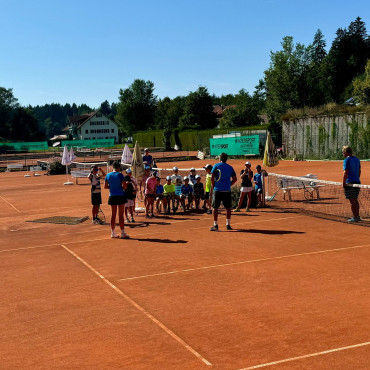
xmin=145 ymin=193 xmax=156 ymax=198
xmin=344 ymin=182 xmax=361 ymax=199
xmin=108 ymin=195 xmax=127 ymax=205
xmin=204 ymin=192 xmax=210 ymax=200
xmin=156 ymin=194 xmax=164 ymax=199
xmin=212 ymin=191 xmax=232 ymax=209
xmin=91 ymin=192 xmax=102 ymax=205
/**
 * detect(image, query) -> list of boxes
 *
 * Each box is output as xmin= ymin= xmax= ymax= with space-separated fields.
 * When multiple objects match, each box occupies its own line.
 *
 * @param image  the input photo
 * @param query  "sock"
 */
xmin=214 ymin=221 xmax=218 ymax=226
xmin=226 ymin=219 xmax=230 ymax=226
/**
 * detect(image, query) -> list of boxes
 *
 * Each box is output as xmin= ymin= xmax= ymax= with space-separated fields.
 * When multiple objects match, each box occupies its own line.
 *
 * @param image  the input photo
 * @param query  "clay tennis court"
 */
xmin=1 ymin=159 xmax=370 ymax=369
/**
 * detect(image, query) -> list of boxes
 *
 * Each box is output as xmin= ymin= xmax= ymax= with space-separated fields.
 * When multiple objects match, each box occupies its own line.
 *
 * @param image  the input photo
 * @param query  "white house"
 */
xmin=64 ymin=111 xmax=119 ymax=143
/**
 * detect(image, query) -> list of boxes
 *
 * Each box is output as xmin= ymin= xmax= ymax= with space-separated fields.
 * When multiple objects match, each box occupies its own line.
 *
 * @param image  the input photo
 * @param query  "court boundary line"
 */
xmin=238 ymin=341 xmax=370 ymax=369
xmin=61 ymin=244 xmax=212 ymax=367
xmin=118 ymin=243 xmax=370 ymax=281
xmin=0 ymin=195 xmax=21 ymax=212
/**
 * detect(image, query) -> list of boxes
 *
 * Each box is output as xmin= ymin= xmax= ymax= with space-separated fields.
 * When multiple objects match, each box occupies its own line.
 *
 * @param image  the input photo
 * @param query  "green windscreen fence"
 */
xmin=0 ymin=141 xmax=49 ymax=151
xmin=61 ymin=139 xmax=115 ymax=148
xmin=209 ymin=135 xmax=260 ymax=156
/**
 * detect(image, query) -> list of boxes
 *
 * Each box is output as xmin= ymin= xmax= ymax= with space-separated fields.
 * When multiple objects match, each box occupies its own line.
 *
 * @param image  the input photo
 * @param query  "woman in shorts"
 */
xmin=234 ymin=162 xmax=253 ymax=212
xmin=104 ymin=161 xmax=129 ymax=239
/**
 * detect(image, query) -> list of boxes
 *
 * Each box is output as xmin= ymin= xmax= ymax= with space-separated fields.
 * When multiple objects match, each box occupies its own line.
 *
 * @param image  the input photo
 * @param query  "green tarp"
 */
xmin=0 ymin=141 xmax=48 ymax=151
xmin=209 ymin=135 xmax=259 ymax=156
xmin=61 ymin=139 xmax=115 ymax=148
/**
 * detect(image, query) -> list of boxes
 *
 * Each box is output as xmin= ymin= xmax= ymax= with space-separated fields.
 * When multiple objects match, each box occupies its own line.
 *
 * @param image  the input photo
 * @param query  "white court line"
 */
xmin=0 ymin=195 xmax=21 ymax=212
xmin=118 ymin=243 xmax=370 ymax=281
xmin=61 ymin=244 xmax=212 ymax=367
xmin=239 ymin=341 xmax=370 ymax=369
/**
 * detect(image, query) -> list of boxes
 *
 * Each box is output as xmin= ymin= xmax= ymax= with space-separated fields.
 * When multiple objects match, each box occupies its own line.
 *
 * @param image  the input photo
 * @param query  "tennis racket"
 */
xmin=97 ymin=207 xmax=106 ymax=224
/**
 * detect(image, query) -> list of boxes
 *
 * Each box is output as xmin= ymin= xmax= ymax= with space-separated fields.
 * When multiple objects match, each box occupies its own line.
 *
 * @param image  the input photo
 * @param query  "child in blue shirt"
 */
xmin=180 ymin=176 xmax=193 ymax=211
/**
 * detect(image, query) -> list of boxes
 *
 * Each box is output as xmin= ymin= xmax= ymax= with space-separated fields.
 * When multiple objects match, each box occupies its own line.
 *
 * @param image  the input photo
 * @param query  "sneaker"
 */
xmin=246 ymin=208 xmax=250 ymax=212
xmin=97 ymin=218 xmax=105 ymax=225
xmin=233 ymin=208 xmax=241 ymax=212
xmin=206 ymin=209 xmax=212 ymax=215
xmin=348 ymin=217 xmax=361 ymax=223
xmin=226 ymin=225 xmax=232 ymax=230
xmin=210 ymin=225 xmax=219 ymax=231
xmin=126 ymin=218 xmax=130 ymax=223
xmin=111 ymin=231 xmax=120 ymax=238
xmin=92 ymin=218 xmax=100 ymax=225
xmin=120 ymin=232 xmax=130 ymax=239
xmin=131 ymin=217 xmax=135 ymax=223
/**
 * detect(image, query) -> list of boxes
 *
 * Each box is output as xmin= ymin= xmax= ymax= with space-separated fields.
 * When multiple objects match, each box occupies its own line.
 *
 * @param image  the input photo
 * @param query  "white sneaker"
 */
xmin=120 ymin=232 xmax=130 ymax=239
xmin=111 ymin=231 xmax=120 ymax=238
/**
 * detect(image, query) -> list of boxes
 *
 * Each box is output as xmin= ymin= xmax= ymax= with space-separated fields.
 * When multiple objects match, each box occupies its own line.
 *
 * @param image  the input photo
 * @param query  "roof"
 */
xmin=213 ymin=105 xmax=237 ymax=117
xmin=67 ymin=111 xmax=99 ymax=128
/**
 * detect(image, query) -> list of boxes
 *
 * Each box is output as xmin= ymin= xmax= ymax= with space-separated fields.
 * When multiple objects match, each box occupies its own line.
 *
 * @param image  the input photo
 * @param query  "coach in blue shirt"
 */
xmin=342 ymin=145 xmax=361 ymax=222
xmin=210 ymin=152 xmax=237 ymax=231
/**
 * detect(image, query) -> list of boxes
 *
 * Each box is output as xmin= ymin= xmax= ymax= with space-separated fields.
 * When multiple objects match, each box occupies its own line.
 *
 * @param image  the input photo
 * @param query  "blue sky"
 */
xmin=1 ymin=0 xmax=369 ymax=108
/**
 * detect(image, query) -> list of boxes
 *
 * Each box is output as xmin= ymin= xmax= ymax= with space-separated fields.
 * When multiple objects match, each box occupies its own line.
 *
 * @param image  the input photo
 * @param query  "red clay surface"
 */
xmin=1 ymin=159 xmax=369 ymax=369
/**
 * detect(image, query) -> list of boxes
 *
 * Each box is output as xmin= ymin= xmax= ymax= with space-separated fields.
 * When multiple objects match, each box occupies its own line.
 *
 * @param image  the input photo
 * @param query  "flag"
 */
xmin=121 ymin=144 xmax=133 ymax=165
xmin=61 ymin=145 xmax=71 ymax=166
xmin=263 ymin=132 xmax=279 ymax=167
xmin=131 ymin=141 xmax=144 ymax=181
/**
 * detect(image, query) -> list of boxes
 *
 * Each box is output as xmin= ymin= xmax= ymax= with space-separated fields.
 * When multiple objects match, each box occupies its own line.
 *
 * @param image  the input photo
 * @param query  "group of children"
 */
xmin=90 ymin=160 xmax=266 ymax=239
xmin=142 ymin=166 xmax=213 ymax=218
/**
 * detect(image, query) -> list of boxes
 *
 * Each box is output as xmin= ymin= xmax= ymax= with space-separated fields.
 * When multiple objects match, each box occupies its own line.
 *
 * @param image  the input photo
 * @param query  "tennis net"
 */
xmin=264 ymin=172 xmax=370 ymax=226
xmin=71 ymin=161 xmax=109 ymax=173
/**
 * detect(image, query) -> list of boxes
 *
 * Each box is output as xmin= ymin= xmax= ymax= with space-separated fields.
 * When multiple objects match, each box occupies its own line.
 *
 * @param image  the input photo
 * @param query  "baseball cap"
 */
xmin=166 ymin=176 xmax=171 ymax=180
xmin=195 ymin=175 xmax=201 ymax=179
xmin=144 ymin=148 xmax=149 ymax=151
xmin=126 ymin=168 xmax=132 ymax=173
xmin=204 ymin=164 xmax=212 ymax=170
xmin=145 ymin=165 xmax=151 ymax=169
xmin=172 ymin=166 xmax=178 ymax=171
xmin=245 ymin=161 xmax=251 ymax=166
xmin=190 ymin=167 xmax=196 ymax=171
xmin=184 ymin=176 xmax=189 ymax=180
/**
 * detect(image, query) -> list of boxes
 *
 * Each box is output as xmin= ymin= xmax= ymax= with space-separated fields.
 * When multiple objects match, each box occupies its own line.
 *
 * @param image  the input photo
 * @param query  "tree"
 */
xmin=8 ymin=107 xmax=43 ymax=141
xmin=179 ymin=86 xmax=217 ymax=129
xmin=264 ymin=36 xmax=312 ymax=120
xmin=0 ymin=87 xmax=19 ymax=138
xmin=219 ymin=89 xmax=262 ymax=128
xmin=115 ymin=79 xmax=158 ymax=136
xmin=353 ymin=59 xmax=370 ymax=104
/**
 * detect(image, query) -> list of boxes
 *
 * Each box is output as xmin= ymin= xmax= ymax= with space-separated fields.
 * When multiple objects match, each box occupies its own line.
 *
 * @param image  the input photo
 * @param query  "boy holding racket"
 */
xmin=89 ymin=165 xmax=106 ymax=224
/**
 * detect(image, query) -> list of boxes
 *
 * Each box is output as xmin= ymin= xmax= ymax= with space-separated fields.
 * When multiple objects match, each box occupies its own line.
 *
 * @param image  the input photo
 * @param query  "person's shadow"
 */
xmin=232 ymin=228 xmax=305 ymax=235
xmin=129 ymin=237 xmax=188 ymax=244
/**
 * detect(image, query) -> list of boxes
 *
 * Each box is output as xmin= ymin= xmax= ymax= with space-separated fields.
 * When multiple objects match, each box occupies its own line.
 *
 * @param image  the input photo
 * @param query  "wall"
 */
xmin=282 ymin=113 xmax=369 ymax=159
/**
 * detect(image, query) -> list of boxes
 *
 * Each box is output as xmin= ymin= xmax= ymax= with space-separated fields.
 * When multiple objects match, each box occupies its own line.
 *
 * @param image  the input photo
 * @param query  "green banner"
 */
xmin=209 ymin=135 xmax=259 ymax=156
xmin=61 ymin=139 xmax=115 ymax=149
xmin=0 ymin=141 xmax=48 ymax=151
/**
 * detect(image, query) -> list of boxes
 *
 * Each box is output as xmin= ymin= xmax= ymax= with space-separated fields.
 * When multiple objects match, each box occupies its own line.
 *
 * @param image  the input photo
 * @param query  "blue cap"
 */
xmin=145 ymin=165 xmax=151 ymax=169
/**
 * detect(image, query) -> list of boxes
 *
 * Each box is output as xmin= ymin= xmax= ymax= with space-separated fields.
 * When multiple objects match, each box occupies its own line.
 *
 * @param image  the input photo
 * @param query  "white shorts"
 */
xmin=240 ymin=186 xmax=253 ymax=193
xmin=126 ymin=199 xmax=135 ymax=207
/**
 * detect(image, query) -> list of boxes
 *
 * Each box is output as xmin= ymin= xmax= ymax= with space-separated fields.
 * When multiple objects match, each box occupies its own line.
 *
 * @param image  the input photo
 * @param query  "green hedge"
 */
xmin=133 ymin=125 xmax=268 ymax=151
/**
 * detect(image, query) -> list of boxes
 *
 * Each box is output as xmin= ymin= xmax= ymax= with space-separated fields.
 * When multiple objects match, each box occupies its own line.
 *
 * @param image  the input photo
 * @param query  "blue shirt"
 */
xmin=211 ymin=162 xmax=236 ymax=191
xmin=142 ymin=154 xmax=153 ymax=165
xmin=181 ymin=184 xmax=193 ymax=195
xmin=343 ymin=156 xmax=361 ymax=183
xmin=105 ymin=171 xmax=125 ymax=196
xmin=254 ymin=173 xmax=262 ymax=189
xmin=156 ymin=184 xmax=164 ymax=194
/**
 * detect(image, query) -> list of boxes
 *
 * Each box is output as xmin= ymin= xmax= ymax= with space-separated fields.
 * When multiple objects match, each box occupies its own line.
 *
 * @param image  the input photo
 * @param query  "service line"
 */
xmin=118 ymin=243 xmax=370 ymax=282
xmin=0 ymin=195 xmax=21 ymax=212
xmin=61 ymin=244 xmax=212 ymax=367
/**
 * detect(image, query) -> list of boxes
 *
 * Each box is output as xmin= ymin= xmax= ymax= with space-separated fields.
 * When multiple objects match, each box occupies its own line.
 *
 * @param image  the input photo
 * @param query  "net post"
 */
xmin=261 ymin=171 xmax=266 ymax=207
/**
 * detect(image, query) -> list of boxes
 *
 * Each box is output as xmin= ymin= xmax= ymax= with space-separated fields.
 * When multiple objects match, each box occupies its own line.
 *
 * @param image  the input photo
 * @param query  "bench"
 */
xmin=6 ymin=164 xmax=23 ymax=172
xmin=71 ymin=170 xmax=90 ymax=184
xmin=279 ymin=175 xmax=323 ymax=201
xmin=30 ymin=166 xmax=42 ymax=176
